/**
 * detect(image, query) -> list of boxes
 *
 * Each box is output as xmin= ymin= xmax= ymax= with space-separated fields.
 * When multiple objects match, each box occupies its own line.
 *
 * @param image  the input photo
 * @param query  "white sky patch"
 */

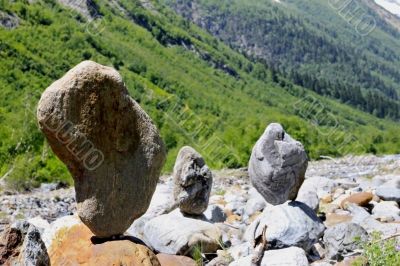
xmin=374 ymin=0 xmax=400 ymax=16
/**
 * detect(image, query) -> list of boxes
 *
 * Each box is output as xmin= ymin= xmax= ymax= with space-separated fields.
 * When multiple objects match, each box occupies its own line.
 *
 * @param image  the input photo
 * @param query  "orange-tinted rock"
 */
xmin=325 ymin=213 xmax=353 ymax=227
xmin=157 ymin=254 xmax=196 ymax=266
xmin=49 ymin=223 xmax=160 ymax=266
xmin=341 ymin=192 xmax=373 ymax=208
xmin=226 ymin=214 xmax=241 ymax=224
xmin=321 ymin=194 xmax=333 ymax=204
xmin=248 ymin=211 xmax=262 ymax=223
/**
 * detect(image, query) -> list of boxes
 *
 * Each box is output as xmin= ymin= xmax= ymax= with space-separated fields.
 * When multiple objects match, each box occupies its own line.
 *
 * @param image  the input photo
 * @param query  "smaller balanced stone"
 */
xmin=248 ymin=123 xmax=308 ymax=205
xmin=37 ymin=61 xmax=166 ymax=237
xmin=173 ymin=146 xmax=213 ymax=215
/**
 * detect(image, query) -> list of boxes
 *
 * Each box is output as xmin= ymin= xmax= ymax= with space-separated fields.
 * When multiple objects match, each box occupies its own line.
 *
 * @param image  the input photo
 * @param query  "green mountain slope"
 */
xmin=164 ymin=0 xmax=400 ymax=119
xmin=0 ymin=0 xmax=399 ymax=189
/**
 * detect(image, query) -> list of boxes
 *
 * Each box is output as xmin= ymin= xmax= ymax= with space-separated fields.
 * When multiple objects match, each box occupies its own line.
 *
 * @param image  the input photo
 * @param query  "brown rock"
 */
xmin=341 ymin=192 xmax=373 ymax=208
xmin=37 ymin=61 xmax=166 ymax=237
xmin=49 ymin=223 xmax=160 ymax=266
xmin=0 ymin=222 xmax=49 ymax=266
xmin=325 ymin=213 xmax=353 ymax=227
xmin=0 ymin=226 xmax=23 ymax=265
xmin=157 ymin=254 xmax=196 ymax=266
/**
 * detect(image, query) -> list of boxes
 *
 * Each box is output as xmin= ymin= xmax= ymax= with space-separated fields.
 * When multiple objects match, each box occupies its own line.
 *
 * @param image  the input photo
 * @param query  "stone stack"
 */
xmin=143 ymin=146 xmax=221 ymax=256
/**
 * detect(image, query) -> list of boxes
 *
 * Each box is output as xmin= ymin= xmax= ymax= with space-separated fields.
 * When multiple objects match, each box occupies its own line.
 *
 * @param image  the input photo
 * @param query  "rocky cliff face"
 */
xmin=57 ymin=0 xmax=101 ymax=19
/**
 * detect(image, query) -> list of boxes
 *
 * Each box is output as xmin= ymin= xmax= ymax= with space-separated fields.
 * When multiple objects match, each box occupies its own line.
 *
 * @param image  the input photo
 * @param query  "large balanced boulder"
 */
xmin=245 ymin=201 xmax=325 ymax=252
xmin=48 ymin=221 xmax=160 ymax=266
xmin=249 ymin=123 xmax=308 ymax=205
xmin=173 ymin=146 xmax=212 ymax=215
xmin=37 ymin=61 xmax=166 ymax=237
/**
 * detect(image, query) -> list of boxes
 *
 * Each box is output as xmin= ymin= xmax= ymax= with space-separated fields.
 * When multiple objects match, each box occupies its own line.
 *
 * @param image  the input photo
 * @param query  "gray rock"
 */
xmin=207 ymin=250 xmax=233 ymax=266
xmin=226 ymin=201 xmax=245 ymax=216
xmin=143 ymin=210 xmax=221 ymax=255
xmin=376 ymin=186 xmax=400 ymax=203
xmin=18 ymin=226 xmax=50 ymax=266
xmin=37 ymin=61 xmax=166 ymax=237
xmin=245 ymin=188 xmax=268 ymax=216
xmin=27 ymin=217 xmax=49 ymax=233
xmin=248 ymin=123 xmax=308 ymax=205
xmin=372 ymin=201 xmax=400 ymax=222
xmin=173 ymin=146 xmax=212 ymax=215
xmin=228 ymin=242 xmax=252 ymax=261
xmin=296 ymin=182 xmax=319 ymax=212
xmin=346 ymin=204 xmax=400 ymax=238
xmin=245 ymin=201 xmax=325 ymax=252
xmin=335 ymin=178 xmax=359 ymax=190
xmin=127 ymin=182 xmax=174 ymax=239
xmin=229 ymin=256 xmax=252 ymax=266
xmin=204 ymin=205 xmax=227 ymax=223
xmin=323 ymin=222 xmax=368 ymax=260
xmin=310 ymin=262 xmax=331 ymax=266
xmin=261 ymin=247 xmax=309 ymax=266
xmin=296 ymin=177 xmax=336 ymax=211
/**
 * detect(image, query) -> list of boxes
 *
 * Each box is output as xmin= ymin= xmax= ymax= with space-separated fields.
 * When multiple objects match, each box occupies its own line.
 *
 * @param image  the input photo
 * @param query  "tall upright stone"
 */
xmin=248 ymin=123 xmax=308 ymax=205
xmin=37 ymin=61 xmax=166 ymax=237
xmin=173 ymin=146 xmax=212 ymax=215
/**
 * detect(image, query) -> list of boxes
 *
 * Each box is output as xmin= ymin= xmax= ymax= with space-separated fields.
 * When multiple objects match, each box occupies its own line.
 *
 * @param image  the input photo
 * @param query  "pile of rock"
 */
xmin=2 ymin=61 xmax=399 ymax=265
xmin=143 ymin=146 xmax=222 ymax=256
xmin=36 ymin=61 xmax=166 ymax=264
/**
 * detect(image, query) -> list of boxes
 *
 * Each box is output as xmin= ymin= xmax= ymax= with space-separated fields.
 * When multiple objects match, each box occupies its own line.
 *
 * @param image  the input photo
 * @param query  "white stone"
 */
xmin=42 ymin=215 xmax=80 ymax=249
xmin=372 ymin=201 xmax=400 ymax=222
xmin=143 ymin=210 xmax=222 ymax=255
xmin=261 ymin=247 xmax=309 ymax=266
xmin=245 ymin=201 xmax=325 ymax=252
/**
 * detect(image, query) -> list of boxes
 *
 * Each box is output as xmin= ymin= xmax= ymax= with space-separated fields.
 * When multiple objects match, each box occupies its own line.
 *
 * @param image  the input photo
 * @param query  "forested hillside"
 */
xmin=165 ymin=0 xmax=400 ymax=119
xmin=1 ymin=0 xmax=400 ymax=189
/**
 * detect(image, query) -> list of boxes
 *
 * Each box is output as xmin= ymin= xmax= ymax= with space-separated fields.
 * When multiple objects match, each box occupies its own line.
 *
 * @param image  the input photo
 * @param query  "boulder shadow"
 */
xmin=90 ymin=235 xmax=146 ymax=246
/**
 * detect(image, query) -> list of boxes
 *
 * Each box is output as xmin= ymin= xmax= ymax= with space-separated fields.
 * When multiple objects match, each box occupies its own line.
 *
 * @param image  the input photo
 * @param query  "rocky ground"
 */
xmin=1 ymin=154 xmax=400 ymax=265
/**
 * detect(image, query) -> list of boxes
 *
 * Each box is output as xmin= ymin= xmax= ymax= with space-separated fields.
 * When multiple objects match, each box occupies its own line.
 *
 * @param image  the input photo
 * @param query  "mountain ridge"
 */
xmin=0 ymin=0 xmax=399 ymax=189
xmin=164 ymin=0 xmax=400 ymax=119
